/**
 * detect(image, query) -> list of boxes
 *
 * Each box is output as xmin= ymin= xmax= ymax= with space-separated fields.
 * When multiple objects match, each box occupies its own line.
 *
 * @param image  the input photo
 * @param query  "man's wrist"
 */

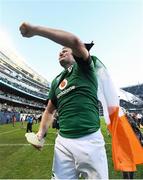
xmin=37 ymin=130 xmax=45 ymax=140
xmin=34 ymin=26 xmax=45 ymax=36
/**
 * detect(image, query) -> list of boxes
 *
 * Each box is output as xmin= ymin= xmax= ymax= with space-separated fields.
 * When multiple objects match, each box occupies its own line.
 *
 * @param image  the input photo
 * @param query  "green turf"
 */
xmin=0 ymin=120 xmax=143 ymax=179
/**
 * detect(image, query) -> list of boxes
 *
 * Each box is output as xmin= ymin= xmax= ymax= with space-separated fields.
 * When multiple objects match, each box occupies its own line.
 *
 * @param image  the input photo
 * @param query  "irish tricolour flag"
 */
xmin=93 ymin=56 xmax=143 ymax=171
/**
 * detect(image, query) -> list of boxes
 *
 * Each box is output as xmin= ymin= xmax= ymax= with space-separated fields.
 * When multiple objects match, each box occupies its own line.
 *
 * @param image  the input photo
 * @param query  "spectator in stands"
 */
xmin=137 ymin=113 xmax=142 ymax=128
xmin=26 ymin=115 xmax=33 ymax=132
xmin=20 ymin=22 xmax=108 ymax=179
xmin=140 ymin=115 xmax=143 ymax=128
xmin=131 ymin=113 xmax=140 ymax=128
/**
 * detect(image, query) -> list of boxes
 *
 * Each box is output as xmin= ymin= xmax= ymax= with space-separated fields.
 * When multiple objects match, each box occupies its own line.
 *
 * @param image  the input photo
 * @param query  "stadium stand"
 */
xmin=0 ymin=48 xmax=49 ymax=124
xmin=121 ymin=84 xmax=143 ymax=113
xmin=122 ymin=84 xmax=143 ymax=101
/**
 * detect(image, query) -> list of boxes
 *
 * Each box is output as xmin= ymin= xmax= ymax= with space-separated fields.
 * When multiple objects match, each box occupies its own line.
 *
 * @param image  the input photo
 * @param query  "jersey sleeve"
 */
xmin=73 ymin=55 xmax=95 ymax=71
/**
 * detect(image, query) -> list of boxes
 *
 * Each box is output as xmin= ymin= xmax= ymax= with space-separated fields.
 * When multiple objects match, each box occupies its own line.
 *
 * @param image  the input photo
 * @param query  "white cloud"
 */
xmin=0 ymin=27 xmax=15 ymax=50
xmin=0 ymin=26 xmax=27 ymax=65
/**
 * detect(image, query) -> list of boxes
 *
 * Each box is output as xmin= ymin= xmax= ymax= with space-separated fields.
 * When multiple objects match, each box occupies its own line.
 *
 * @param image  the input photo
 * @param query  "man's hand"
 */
xmin=19 ymin=22 xmax=36 ymax=38
xmin=36 ymin=131 xmax=44 ymax=141
xmin=25 ymin=132 xmax=45 ymax=151
xmin=30 ymin=132 xmax=44 ymax=151
xmin=32 ymin=131 xmax=44 ymax=151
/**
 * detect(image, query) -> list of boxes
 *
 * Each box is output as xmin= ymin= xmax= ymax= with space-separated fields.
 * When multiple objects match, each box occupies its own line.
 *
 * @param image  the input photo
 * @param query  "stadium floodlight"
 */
xmin=25 ymin=132 xmax=45 ymax=150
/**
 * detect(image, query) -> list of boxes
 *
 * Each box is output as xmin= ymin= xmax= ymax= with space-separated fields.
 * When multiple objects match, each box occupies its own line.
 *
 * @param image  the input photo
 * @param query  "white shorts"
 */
xmin=52 ymin=129 xmax=108 ymax=179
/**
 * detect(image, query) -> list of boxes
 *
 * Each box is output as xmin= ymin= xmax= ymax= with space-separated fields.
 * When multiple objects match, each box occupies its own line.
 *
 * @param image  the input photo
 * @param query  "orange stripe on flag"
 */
xmin=108 ymin=107 xmax=143 ymax=171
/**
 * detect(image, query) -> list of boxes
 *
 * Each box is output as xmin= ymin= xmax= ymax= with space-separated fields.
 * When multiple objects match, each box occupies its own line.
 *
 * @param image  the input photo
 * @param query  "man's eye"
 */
xmin=63 ymin=50 xmax=67 ymax=53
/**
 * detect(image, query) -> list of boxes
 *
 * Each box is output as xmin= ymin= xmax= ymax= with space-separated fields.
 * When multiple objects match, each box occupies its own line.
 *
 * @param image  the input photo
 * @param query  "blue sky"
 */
xmin=0 ymin=0 xmax=143 ymax=88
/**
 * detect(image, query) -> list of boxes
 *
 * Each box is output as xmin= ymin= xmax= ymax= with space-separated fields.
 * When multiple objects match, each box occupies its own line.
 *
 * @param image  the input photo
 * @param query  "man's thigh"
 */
xmin=52 ymin=137 xmax=78 ymax=179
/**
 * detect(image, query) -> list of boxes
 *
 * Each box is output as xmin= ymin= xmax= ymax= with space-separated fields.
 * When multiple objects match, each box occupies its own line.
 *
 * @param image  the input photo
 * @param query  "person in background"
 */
xmin=20 ymin=114 xmax=25 ymax=128
xmin=26 ymin=115 xmax=33 ymax=133
xmin=6 ymin=114 xmax=10 ymax=124
xmin=122 ymin=171 xmax=134 ymax=179
xmin=12 ymin=114 xmax=16 ymax=127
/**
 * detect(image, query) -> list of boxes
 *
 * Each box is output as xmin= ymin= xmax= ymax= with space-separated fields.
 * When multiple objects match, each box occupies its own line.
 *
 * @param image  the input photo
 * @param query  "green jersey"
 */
xmin=49 ymin=56 xmax=100 ymax=138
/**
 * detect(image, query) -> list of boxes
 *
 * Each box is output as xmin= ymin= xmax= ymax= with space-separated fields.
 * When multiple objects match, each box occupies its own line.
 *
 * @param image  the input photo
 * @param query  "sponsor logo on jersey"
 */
xmin=59 ymin=79 xmax=68 ymax=90
xmin=57 ymin=86 xmax=75 ymax=99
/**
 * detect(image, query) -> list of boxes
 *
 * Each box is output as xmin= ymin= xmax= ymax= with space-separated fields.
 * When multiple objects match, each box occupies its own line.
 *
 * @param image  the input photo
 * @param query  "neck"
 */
xmin=64 ymin=61 xmax=74 ymax=69
xmin=64 ymin=64 xmax=72 ymax=69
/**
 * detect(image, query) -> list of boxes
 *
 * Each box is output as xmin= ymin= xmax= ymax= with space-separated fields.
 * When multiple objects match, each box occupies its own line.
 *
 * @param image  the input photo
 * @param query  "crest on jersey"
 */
xmin=59 ymin=79 xmax=68 ymax=90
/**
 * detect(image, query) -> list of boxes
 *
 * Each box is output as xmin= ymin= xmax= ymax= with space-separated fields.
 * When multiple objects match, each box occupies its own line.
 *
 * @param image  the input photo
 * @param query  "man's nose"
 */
xmin=59 ymin=52 xmax=63 ymax=57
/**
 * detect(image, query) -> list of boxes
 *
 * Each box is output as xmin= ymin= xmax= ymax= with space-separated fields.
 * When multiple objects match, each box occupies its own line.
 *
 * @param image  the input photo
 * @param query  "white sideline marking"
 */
xmin=0 ymin=143 xmax=111 ymax=146
xmin=0 ymin=130 xmax=56 ymax=136
xmin=0 ymin=143 xmax=54 ymax=146
xmin=0 ymin=129 xmax=20 ymax=135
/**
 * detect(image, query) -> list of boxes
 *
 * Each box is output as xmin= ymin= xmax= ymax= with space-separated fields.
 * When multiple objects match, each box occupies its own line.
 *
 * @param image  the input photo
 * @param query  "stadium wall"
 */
xmin=0 ymin=111 xmax=20 ymax=125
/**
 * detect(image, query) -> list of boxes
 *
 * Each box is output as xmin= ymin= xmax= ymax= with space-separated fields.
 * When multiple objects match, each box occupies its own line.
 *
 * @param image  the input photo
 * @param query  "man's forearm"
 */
xmin=34 ymin=25 xmax=82 ymax=49
xmin=20 ymin=22 xmax=88 ymax=59
xmin=38 ymin=109 xmax=54 ymax=138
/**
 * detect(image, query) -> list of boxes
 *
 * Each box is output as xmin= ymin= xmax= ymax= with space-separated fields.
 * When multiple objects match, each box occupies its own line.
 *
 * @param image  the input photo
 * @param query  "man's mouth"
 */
xmin=59 ymin=56 xmax=65 ymax=61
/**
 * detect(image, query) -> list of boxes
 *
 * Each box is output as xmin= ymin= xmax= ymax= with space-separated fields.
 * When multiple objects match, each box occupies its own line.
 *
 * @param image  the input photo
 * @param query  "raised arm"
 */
xmin=19 ymin=22 xmax=89 ymax=60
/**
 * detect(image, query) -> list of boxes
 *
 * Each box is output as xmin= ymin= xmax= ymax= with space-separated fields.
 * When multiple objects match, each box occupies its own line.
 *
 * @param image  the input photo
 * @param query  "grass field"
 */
xmin=0 ymin=119 xmax=143 ymax=179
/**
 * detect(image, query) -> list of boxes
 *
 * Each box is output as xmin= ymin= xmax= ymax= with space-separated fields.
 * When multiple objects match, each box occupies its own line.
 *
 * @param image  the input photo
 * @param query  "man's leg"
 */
xmin=29 ymin=123 xmax=32 ymax=132
xmin=123 ymin=172 xmax=130 ymax=179
xmin=123 ymin=172 xmax=134 ymax=179
xmin=74 ymin=130 xmax=108 ymax=179
xmin=26 ymin=123 xmax=29 ymax=132
xmin=52 ymin=135 xmax=78 ymax=180
xmin=129 ymin=172 xmax=134 ymax=179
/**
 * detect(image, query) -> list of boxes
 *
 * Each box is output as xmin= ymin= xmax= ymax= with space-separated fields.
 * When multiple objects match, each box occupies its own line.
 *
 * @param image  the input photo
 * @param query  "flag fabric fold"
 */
xmin=92 ymin=56 xmax=143 ymax=171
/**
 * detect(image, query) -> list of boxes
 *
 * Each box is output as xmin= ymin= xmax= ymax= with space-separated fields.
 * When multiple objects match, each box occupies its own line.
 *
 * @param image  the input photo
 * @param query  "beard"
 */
xmin=59 ymin=58 xmax=74 ymax=69
xmin=59 ymin=59 xmax=67 ymax=68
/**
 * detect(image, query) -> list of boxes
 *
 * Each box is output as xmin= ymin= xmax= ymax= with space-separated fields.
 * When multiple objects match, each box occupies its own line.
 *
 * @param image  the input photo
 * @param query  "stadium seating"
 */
xmin=0 ymin=49 xmax=49 ymax=124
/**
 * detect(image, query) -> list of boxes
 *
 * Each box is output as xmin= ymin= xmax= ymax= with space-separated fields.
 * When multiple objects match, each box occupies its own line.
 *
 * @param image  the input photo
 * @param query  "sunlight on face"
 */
xmin=58 ymin=47 xmax=74 ymax=68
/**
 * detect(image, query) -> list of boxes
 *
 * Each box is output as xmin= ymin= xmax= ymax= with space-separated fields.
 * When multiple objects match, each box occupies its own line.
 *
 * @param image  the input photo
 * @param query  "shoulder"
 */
xmin=74 ymin=55 xmax=97 ymax=70
xmin=51 ymin=70 xmax=65 ymax=87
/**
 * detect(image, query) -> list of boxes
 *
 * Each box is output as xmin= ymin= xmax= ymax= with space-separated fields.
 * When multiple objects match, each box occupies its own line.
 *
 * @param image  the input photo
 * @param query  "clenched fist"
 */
xmin=19 ymin=22 xmax=36 ymax=38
